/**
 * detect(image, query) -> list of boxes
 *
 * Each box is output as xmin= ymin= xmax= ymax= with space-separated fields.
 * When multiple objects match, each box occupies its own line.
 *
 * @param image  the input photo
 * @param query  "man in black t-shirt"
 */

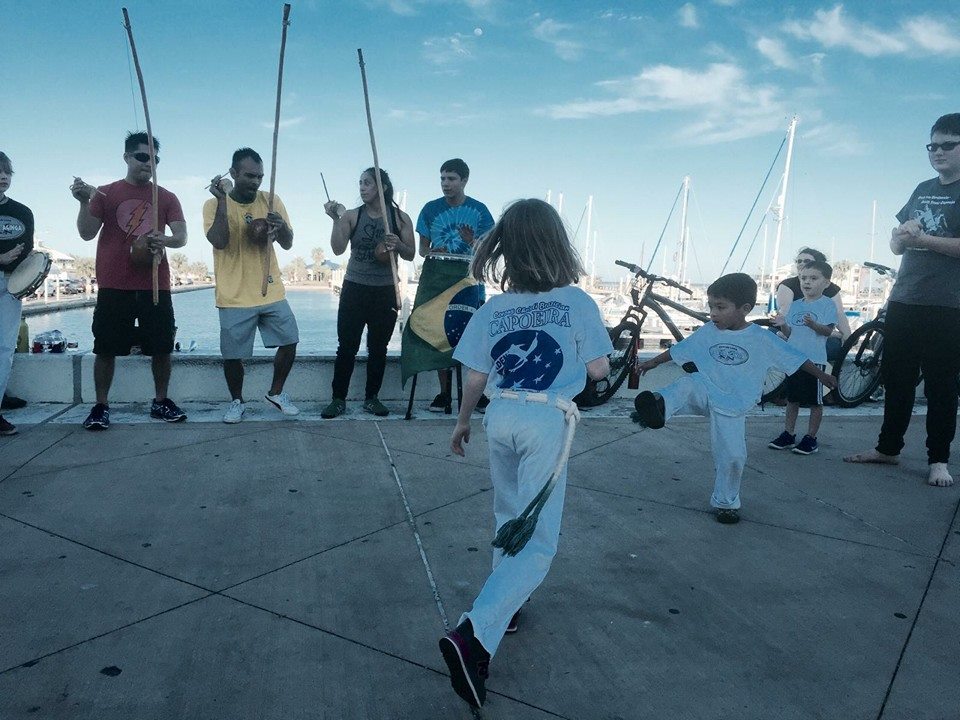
xmin=0 ymin=151 xmax=35 ymax=436
xmin=845 ymin=114 xmax=960 ymax=487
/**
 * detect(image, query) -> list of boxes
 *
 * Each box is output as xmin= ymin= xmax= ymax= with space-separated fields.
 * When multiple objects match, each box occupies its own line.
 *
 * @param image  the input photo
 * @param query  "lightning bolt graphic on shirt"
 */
xmin=125 ymin=201 xmax=151 ymax=237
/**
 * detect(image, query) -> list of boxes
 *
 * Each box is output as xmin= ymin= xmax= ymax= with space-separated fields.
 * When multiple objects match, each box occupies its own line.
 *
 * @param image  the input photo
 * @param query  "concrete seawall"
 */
xmin=7 ymin=352 xmax=688 ymax=404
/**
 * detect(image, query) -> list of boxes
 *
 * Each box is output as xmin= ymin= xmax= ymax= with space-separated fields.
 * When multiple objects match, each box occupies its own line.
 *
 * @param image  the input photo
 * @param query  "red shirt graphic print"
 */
xmin=90 ymin=179 xmax=185 ymax=291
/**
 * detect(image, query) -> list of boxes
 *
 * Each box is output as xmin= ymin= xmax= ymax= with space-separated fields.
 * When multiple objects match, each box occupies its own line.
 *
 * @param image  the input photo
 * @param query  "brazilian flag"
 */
xmin=401 ymin=258 xmax=484 ymax=386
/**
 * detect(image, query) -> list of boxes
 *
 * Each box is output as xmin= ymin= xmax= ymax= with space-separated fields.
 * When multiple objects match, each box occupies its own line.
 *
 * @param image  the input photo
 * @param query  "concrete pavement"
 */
xmin=0 ymin=403 xmax=957 ymax=720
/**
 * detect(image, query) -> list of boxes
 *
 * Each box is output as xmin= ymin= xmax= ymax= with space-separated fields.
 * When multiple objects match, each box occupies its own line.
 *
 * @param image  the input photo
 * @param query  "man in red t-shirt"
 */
xmin=70 ymin=131 xmax=188 ymax=430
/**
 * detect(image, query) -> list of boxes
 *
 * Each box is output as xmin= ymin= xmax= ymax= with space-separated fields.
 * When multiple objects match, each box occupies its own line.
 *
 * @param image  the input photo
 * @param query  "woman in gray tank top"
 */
xmin=321 ymin=168 xmax=415 ymax=417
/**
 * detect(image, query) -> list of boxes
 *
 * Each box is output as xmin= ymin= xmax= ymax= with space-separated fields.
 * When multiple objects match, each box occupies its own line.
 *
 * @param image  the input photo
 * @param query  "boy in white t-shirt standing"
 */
xmin=631 ymin=273 xmax=837 ymax=524
xmin=768 ymin=261 xmax=838 ymax=455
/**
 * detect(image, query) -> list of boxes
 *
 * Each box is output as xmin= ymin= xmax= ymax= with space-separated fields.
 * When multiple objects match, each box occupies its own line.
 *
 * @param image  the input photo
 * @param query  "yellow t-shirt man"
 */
xmin=202 ymin=191 xmax=292 ymax=308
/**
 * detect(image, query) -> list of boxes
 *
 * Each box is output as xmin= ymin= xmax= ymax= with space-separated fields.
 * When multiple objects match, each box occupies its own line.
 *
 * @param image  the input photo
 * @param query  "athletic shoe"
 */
xmin=475 ymin=395 xmax=490 ymax=414
xmin=223 ymin=399 xmax=245 ymax=424
xmin=439 ymin=620 xmax=489 ymax=708
xmin=83 ymin=403 xmax=110 ymax=431
xmin=362 ymin=397 xmax=389 ymax=416
xmin=792 ymin=435 xmax=819 ymax=455
xmin=1 ymin=394 xmax=26 ymax=410
xmin=321 ymin=398 xmax=346 ymax=419
xmin=428 ymin=393 xmax=451 ymax=413
xmin=265 ymin=391 xmax=300 ymax=416
xmin=632 ymin=391 xmax=666 ymax=429
xmin=506 ymin=607 xmax=521 ymax=634
xmin=150 ymin=398 xmax=187 ymax=423
xmin=716 ymin=508 xmax=740 ymax=524
xmin=768 ymin=431 xmax=796 ymax=450
xmin=0 ymin=415 xmax=17 ymax=436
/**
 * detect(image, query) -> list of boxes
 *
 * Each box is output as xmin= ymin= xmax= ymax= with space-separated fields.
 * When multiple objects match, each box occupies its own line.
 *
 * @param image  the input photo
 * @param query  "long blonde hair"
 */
xmin=471 ymin=199 xmax=584 ymax=292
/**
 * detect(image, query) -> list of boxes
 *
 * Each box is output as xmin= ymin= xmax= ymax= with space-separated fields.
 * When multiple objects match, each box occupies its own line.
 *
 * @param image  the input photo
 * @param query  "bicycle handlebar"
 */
xmin=863 ymin=261 xmax=895 ymax=276
xmin=615 ymin=259 xmax=693 ymax=295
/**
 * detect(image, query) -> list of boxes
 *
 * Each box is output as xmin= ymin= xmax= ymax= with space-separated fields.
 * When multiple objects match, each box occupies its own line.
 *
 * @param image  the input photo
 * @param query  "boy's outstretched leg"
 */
xmin=632 ymin=391 xmax=665 ymax=428
xmin=633 ymin=375 xmax=706 ymax=429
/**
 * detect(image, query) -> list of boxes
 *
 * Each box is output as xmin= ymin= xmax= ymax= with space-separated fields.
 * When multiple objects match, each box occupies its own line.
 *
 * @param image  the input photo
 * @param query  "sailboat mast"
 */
xmin=584 ymin=195 xmax=593 ymax=283
xmin=677 ymin=175 xmax=690 ymax=285
xmin=769 ymin=115 xmax=799 ymax=304
xmin=557 ymin=192 xmax=564 ymax=216
xmin=867 ymin=199 xmax=877 ymax=300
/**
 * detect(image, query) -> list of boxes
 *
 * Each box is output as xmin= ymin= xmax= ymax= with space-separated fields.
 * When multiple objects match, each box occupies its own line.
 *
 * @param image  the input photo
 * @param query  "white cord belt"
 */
xmin=489 ymin=390 xmax=580 ymax=556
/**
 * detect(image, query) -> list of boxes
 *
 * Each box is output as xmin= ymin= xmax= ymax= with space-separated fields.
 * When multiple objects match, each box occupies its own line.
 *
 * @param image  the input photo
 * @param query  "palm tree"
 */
xmin=169 ymin=252 xmax=189 ymax=277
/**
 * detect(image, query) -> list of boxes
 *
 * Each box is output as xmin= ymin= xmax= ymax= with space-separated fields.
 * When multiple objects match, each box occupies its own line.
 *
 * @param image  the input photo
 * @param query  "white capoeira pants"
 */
xmin=658 ymin=374 xmax=747 ymax=510
xmin=0 ymin=273 xmax=23 ymax=401
xmin=462 ymin=396 xmax=569 ymax=657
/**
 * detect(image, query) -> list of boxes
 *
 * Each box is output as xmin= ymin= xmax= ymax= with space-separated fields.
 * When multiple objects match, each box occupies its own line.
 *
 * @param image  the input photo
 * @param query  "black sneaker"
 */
xmin=428 ymin=393 xmax=451 ymax=413
xmin=0 ymin=415 xmax=17 ymax=436
xmin=716 ymin=508 xmax=740 ymax=524
xmin=83 ymin=403 xmax=110 ymax=431
xmin=362 ymin=397 xmax=390 ymax=417
xmin=506 ymin=607 xmax=521 ymax=634
xmin=150 ymin=398 xmax=187 ymax=423
xmin=792 ymin=435 xmax=818 ymax=455
xmin=439 ymin=619 xmax=489 ymax=708
xmin=632 ymin=391 xmax=666 ymax=429
xmin=476 ymin=395 xmax=490 ymax=414
xmin=768 ymin=431 xmax=796 ymax=450
xmin=1 ymin=394 xmax=26 ymax=410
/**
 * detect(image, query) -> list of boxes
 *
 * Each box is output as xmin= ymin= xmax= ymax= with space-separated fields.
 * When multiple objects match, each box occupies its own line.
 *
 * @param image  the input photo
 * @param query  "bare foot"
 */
xmin=843 ymin=449 xmax=900 ymax=465
xmin=927 ymin=463 xmax=954 ymax=487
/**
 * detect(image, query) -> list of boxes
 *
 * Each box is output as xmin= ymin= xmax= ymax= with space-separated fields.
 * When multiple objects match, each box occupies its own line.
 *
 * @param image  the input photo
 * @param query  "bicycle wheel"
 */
xmin=760 ymin=367 xmax=788 ymax=404
xmin=831 ymin=321 xmax=884 ymax=407
xmin=574 ymin=321 xmax=638 ymax=407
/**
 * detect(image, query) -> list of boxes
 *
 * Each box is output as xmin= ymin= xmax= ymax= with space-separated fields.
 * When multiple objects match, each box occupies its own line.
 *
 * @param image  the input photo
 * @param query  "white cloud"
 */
xmin=260 ymin=116 xmax=305 ymax=130
xmin=542 ymin=62 xmax=790 ymax=144
xmin=903 ymin=16 xmax=960 ymax=54
xmin=422 ymin=33 xmax=477 ymax=66
xmin=711 ymin=0 xmax=739 ymax=5
xmin=784 ymin=6 xmax=905 ymax=56
xmin=598 ymin=9 xmax=644 ymax=21
xmin=801 ymin=122 xmax=866 ymax=156
xmin=532 ymin=18 xmax=583 ymax=61
xmin=388 ymin=104 xmax=479 ymax=126
xmin=756 ymin=36 xmax=796 ymax=69
xmin=679 ymin=3 xmax=698 ymax=29
xmin=387 ymin=109 xmax=432 ymax=123
xmin=366 ymin=0 xmax=498 ymax=16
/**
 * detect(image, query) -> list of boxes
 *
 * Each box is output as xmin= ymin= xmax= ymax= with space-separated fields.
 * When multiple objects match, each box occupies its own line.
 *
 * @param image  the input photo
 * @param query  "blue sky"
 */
xmin=4 ymin=1 xmax=957 ymax=284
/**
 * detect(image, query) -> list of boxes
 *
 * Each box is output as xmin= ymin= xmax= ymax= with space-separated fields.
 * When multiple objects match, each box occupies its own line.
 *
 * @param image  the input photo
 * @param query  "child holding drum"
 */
xmin=0 ymin=151 xmax=35 ymax=436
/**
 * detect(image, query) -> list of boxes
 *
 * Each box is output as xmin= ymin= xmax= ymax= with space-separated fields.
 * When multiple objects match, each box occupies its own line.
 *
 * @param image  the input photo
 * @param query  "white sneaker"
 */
xmin=223 ymin=399 xmax=246 ymax=424
xmin=265 ymin=391 xmax=300 ymax=416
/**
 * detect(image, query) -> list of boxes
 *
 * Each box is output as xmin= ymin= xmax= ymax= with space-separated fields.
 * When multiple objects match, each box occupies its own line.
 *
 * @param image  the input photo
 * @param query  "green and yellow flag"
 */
xmin=401 ymin=259 xmax=484 ymax=385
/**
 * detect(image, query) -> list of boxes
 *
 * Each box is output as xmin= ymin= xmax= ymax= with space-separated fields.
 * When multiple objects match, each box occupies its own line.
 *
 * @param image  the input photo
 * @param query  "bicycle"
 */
xmin=575 ymin=260 xmax=785 ymax=407
xmin=829 ymin=261 xmax=893 ymax=407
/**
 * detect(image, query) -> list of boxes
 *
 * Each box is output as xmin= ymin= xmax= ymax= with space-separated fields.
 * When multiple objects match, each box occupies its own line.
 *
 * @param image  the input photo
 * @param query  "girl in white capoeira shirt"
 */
xmin=439 ymin=198 xmax=612 ymax=709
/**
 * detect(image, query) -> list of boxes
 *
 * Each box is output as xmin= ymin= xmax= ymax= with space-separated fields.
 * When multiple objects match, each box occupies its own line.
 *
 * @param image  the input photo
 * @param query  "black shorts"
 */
xmin=92 ymin=289 xmax=175 ymax=356
xmin=785 ymin=364 xmax=826 ymax=407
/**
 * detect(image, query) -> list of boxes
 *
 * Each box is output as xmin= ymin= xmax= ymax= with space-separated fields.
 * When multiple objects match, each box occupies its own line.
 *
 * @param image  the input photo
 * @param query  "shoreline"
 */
xmin=20 ymin=282 xmax=334 ymax=317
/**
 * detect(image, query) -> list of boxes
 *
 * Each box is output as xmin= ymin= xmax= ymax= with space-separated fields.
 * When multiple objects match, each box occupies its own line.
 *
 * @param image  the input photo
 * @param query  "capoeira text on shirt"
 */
xmin=489 ymin=301 xmax=571 ymax=335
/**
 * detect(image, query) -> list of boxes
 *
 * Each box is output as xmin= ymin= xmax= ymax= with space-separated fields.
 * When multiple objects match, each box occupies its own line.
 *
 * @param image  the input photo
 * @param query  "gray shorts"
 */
xmin=218 ymin=299 xmax=299 ymax=359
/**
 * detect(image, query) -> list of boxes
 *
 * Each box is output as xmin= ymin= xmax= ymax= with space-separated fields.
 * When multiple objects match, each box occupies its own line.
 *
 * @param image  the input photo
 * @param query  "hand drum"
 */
xmin=130 ymin=235 xmax=155 ymax=267
xmin=247 ymin=218 xmax=270 ymax=246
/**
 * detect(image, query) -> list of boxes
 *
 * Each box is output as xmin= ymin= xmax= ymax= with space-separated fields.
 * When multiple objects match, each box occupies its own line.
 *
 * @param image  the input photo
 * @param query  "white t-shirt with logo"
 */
xmin=454 ymin=285 xmax=613 ymax=401
xmin=669 ymin=322 xmax=807 ymax=416
xmin=784 ymin=295 xmax=837 ymax=364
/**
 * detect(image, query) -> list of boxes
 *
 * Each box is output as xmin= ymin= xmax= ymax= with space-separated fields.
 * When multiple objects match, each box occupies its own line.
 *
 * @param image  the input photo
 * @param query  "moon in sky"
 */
xmin=474 ymin=27 xmax=483 ymax=36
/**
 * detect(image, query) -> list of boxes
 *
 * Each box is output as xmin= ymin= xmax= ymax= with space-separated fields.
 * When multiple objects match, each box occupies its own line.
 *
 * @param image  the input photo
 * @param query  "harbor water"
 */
xmin=22 ymin=287 xmax=401 ymax=355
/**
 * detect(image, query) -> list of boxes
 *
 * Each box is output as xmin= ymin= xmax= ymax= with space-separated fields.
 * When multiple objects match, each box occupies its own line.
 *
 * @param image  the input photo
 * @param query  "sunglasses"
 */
xmin=926 ymin=141 xmax=960 ymax=153
xmin=130 ymin=152 xmax=160 ymax=164
xmin=795 ymin=258 xmax=813 ymax=265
